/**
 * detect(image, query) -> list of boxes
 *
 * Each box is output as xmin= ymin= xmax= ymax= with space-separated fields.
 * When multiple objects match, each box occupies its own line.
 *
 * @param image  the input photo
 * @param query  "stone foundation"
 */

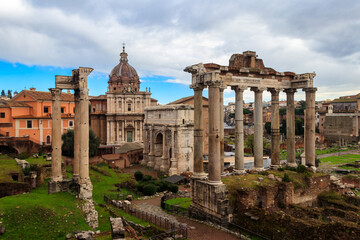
xmin=47 ymin=179 xmax=73 ymax=194
xmin=189 ymin=178 xmax=232 ymax=226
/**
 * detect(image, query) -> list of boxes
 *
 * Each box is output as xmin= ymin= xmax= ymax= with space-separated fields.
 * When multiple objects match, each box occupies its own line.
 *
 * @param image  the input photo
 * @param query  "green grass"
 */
xmin=320 ymin=154 xmax=360 ymax=165
xmin=107 ymin=205 xmax=150 ymax=227
xmin=165 ymin=197 xmax=192 ymax=209
xmin=25 ymin=154 xmax=51 ymax=165
xmin=0 ymin=183 xmax=91 ymax=240
xmin=0 ymin=155 xmax=22 ymax=182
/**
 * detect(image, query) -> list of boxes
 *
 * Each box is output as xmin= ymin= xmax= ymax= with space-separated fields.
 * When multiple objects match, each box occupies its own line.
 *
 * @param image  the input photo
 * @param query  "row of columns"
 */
xmin=50 ymin=87 xmax=90 ymax=184
xmin=192 ymin=83 xmax=317 ymax=183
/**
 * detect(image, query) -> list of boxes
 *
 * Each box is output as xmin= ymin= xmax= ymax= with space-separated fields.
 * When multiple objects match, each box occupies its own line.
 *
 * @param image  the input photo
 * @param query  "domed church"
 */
xmin=90 ymin=46 xmax=158 ymax=145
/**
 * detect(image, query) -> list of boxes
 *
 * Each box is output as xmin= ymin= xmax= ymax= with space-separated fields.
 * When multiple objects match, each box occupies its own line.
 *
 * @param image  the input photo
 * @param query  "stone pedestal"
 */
xmin=189 ymin=178 xmax=232 ymax=226
xmin=48 ymin=179 xmax=73 ymax=194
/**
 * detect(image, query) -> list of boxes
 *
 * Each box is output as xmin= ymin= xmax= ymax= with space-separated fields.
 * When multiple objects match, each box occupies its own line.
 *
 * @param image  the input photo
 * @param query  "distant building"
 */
xmin=0 ymin=88 xmax=75 ymax=146
xmin=320 ymin=94 xmax=360 ymax=145
xmin=90 ymin=47 xmax=158 ymax=145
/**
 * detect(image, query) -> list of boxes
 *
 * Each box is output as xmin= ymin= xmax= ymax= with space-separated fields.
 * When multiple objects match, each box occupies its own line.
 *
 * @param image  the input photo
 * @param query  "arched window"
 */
xmin=46 ymin=135 xmax=51 ymax=144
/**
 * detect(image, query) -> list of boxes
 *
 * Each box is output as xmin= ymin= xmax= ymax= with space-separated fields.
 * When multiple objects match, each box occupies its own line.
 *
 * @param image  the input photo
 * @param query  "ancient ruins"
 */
xmin=48 ymin=67 xmax=98 ymax=229
xmin=185 ymin=51 xmax=317 ymax=223
xmin=142 ymin=104 xmax=194 ymax=175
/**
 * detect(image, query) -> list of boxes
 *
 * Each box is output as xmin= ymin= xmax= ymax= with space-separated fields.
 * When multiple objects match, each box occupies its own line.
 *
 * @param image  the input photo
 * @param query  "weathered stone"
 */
xmin=74 ymin=231 xmax=94 ymax=240
xmin=126 ymin=195 xmax=133 ymax=201
xmin=258 ymin=177 xmax=264 ymax=181
xmin=268 ymin=174 xmax=275 ymax=180
xmin=65 ymin=233 xmax=73 ymax=239
xmin=110 ymin=217 xmax=125 ymax=239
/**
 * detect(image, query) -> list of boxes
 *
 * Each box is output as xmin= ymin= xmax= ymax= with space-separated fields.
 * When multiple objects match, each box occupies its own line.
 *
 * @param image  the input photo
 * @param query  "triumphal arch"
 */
xmin=185 ymin=51 xmax=316 ymax=223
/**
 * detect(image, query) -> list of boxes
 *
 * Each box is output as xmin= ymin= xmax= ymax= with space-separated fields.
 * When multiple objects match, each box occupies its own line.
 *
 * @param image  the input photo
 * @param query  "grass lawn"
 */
xmin=164 ymin=197 xmax=192 ymax=209
xmin=25 ymin=154 xmax=52 ymax=165
xmin=320 ymin=154 xmax=360 ymax=165
xmin=0 ymin=155 xmax=22 ymax=182
xmin=0 ymin=183 xmax=91 ymax=240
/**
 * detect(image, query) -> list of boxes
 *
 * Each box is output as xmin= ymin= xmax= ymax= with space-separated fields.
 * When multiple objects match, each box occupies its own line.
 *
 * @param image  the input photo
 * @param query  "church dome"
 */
xmin=108 ymin=46 xmax=140 ymax=93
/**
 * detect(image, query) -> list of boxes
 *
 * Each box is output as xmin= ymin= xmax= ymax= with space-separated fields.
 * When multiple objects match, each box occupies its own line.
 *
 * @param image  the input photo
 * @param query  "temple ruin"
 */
xmin=185 ymin=51 xmax=317 ymax=223
xmin=48 ymin=67 xmax=98 ymax=229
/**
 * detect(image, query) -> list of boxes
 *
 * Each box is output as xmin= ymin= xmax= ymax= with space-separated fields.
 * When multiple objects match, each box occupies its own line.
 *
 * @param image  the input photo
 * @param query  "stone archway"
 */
xmin=155 ymin=132 xmax=163 ymax=157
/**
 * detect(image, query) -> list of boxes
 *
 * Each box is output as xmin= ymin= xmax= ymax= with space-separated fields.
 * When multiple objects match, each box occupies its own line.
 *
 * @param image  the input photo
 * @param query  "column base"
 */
xmin=48 ymin=179 xmax=73 ymax=194
xmin=208 ymin=180 xmax=223 ymax=185
xmin=233 ymin=169 xmax=246 ymax=175
xmin=168 ymin=167 xmax=178 ymax=176
xmin=270 ymin=165 xmax=281 ymax=170
xmin=307 ymin=166 xmax=317 ymax=173
xmin=286 ymin=162 xmax=298 ymax=168
xmin=192 ymin=172 xmax=207 ymax=179
xmin=72 ymin=174 xmax=80 ymax=183
xmin=78 ymin=180 xmax=93 ymax=200
xmin=253 ymin=167 xmax=265 ymax=171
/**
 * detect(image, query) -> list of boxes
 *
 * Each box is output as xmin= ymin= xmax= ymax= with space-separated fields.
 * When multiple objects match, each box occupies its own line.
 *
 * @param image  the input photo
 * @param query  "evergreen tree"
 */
xmin=1 ymin=90 xmax=5 ymax=97
xmin=61 ymin=128 xmax=101 ymax=157
xmin=7 ymin=90 xmax=12 ymax=99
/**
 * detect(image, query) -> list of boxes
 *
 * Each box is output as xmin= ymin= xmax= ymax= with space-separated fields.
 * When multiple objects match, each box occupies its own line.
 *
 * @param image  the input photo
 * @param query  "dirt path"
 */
xmin=132 ymin=195 xmax=239 ymax=240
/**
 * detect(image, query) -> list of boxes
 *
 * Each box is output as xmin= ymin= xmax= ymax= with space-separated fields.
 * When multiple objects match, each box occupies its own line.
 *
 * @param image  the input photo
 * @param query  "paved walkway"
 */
xmin=317 ymin=149 xmax=360 ymax=159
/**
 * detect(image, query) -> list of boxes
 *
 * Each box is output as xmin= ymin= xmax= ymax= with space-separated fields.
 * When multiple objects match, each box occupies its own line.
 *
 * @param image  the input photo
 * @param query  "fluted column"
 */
xmin=232 ymin=86 xmax=246 ymax=171
xmin=251 ymin=87 xmax=265 ymax=170
xmin=192 ymin=85 xmax=206 ymax=177
xmin=285 ymin=88 xmax=297 ymax=167
xmin=50 ymin=88 xmax=62 ymax=182
xmin=147 ymin=124 xmax=155 ymax=167
xmin=269 ymin=88 xmax=281 ymax=168
xmin=304 ymin=88 xmax=317 ymax=167
xmin=79 ymin=88 xmax=90 ymax=184
xmin=73 ymin=89 xmax=80 ymax=181
xmin=220 ymin=85 xmax=225 ymax=173
xmin=208 ymin=83 xmax=222 ymax=184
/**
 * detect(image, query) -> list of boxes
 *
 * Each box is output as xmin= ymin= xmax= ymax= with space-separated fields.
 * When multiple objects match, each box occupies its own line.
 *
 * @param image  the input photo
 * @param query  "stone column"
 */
xmin=50 ymin=88 xmax=62 ymax=182
xmin=147 ymin=124 xmax=155 ymax=167
xmin=269 ymin=88 xmax=281 ymax=168
xmin=285 ymin=88 xmax=297 ymax=167
xmin=79 ymin=88 xmax=90 ymax=184
xmin=160 ymin=127 xmax=167 ymax=172
xmin=208 ymin=83 xmax=222 ymax=184
xmin=220 ymin=85 xmax=225 ymax=173
xmin=232 ymin=86 xmax=246 ymax=171
xmin=192 ymin=85 xmax=206 ymax=177
xmin=251 ymin=87 xmax=265 ymax=170
xmin=169 ymin=128 xmax=177 ymax=175
xmin=106 ymin=121 xmax=110 ymax=144
xmin=73 ymin=89 xmax=80 ymax=181
xmin=304 ymin=88 xmax=317 ymax=168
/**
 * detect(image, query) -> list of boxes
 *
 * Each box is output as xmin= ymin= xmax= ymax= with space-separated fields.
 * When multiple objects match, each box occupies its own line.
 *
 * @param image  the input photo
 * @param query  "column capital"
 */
xmin=303 ymin=87 xmax=317 ymax=93
xmin=49 ymin=88 xmax=62 ymax=100
xmin=284 ymin=88 xmax=297 ymax=94
xmin=268 ymin=88 xmax=281 ymax=95
xmin=207 ymin=81 xmax=222 ymax=88
xmin=231 ymin=85 xmax=247 ymax=92
xmin=219 ymin=83 xmax=227 ymax=92
xmin=250 ymin=87 xmax=266 ymax=93
xmin=190 ymin=83 xmax=205 ymax=91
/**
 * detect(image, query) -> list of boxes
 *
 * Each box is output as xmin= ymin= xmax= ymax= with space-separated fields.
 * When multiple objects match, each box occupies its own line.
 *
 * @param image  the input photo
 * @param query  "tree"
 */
xmin=279 ymin=108 xmax=286 ymax=116
xmin=295 ymin=118 xmax=304 ymax=135
xmin=61 ymin=128 xmax=101 ymax=157
xmin=280 ymin=119 xmax=286 ymax=136
xmin=245 ymin=134 xmax=270 ymax=154
xmin=7 ymin=90 xmax=12 ymax=99
xmin=1 ymin=90 xmax=5 ymax=97
xmin=265 ymin=122 xmax=271 ymax=135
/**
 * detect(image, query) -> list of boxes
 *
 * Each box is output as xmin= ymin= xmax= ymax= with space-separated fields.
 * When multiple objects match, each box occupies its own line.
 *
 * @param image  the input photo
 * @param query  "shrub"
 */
xmin=156 ymin=180 xmax=169 ymax=192
xmin=315 ymin=157 xmax=320 ymax=167
xmin=143 ymin=175 xmax=153 ymax=182
xmin=22 ymin=167 xmax=31 ymax=176
xmin=282 ymin=173 xmax=291 ymax=183
xmin=169 ymin=184 xmax=179 ymax=193
xmin=143 ymin=184 xmax=157 ymax=196
xmin=296 ymin=164 xmax=307 ymax=173
xmin=134 ymin=171 xmax=144 ymax=181
xmin=286 ymin=166 xmax=297 ymax=172
xmin=278 ymin=167 xmax=285 ymax=172
xmin=18 ymin=152 xmax=30 ymax=160
xmin=136 ymin=183 xmax=145 ymax=193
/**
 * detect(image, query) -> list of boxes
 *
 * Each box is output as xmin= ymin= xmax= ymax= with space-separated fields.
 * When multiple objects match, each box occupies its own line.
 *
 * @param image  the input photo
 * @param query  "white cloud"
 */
xmin=0 ymin=0 xmax=359 ymax=101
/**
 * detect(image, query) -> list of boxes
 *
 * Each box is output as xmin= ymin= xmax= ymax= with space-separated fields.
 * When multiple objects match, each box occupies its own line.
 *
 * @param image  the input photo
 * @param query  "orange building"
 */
xmin=0 ymin=88 xmax=75 ymax=146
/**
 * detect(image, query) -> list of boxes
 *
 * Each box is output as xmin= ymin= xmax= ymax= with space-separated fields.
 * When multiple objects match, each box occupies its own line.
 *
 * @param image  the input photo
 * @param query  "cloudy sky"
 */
xmin=0 ymin=0 xmax=360 ymax=104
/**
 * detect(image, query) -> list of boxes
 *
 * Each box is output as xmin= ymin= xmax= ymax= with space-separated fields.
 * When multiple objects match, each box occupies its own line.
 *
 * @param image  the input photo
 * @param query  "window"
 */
xmin=6 ymin=132 xmax=9 ymax=136
xmin=159 ymin=114 xmax=161 ymax=119
xmin=93 ymin=108 xmax=95 ymax=112
xmin=69 ymin=120 xmax=73 ymax=127
xmin=27 ymin=120 xmax=32 ymax=128
xmin=73 ymin=107 xmax=75 ymax=113
xmin=128 ymin=104 xmax=131 ymax=111
xmin=61 ymin=108 xmax=65 ymax=113
xmin=0 ymin=112 xmax=5 ymax=118
xmin=44 ymin=107 xmax=49 ymax=113
xmin=46 ymin=135 xmax=51 ymax=144
xmin=114 ymin=87 xmax=116 ymax=91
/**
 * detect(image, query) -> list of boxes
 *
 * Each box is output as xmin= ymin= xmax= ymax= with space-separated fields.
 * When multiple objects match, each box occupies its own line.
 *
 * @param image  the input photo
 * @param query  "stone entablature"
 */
xmin=142 ymin=104 xmax=194 ymax=175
